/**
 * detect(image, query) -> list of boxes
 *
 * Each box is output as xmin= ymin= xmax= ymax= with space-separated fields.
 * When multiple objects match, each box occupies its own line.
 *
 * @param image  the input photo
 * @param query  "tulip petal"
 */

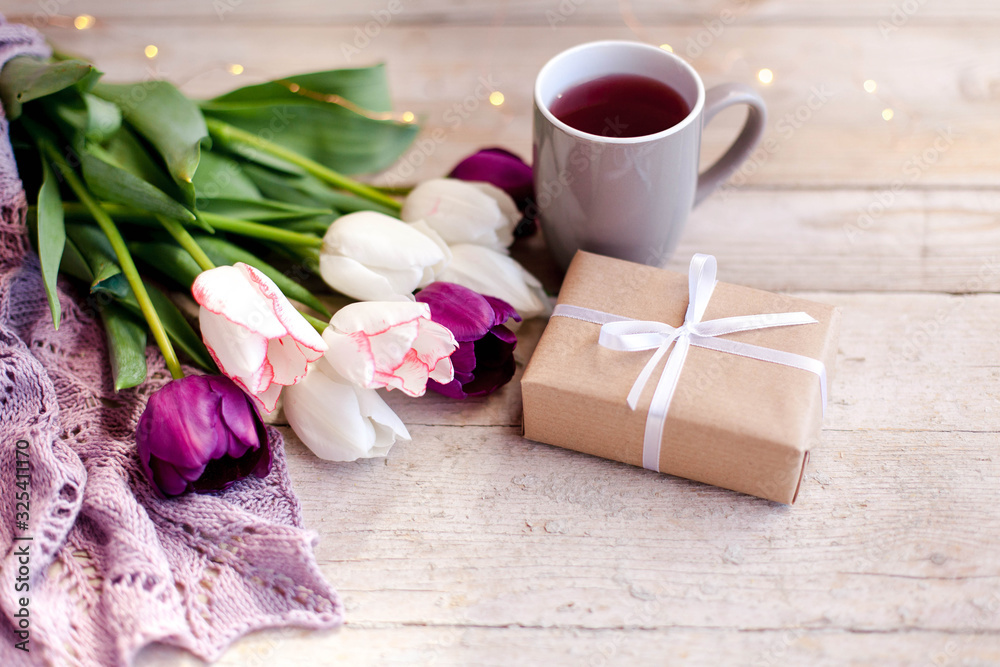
xmin=320 ymin=254 xmax=419 ymax=302
xmin=141 ymin=374 xmax=223 ymax=468
xmin=401 ymin=178 xmax=513 ymax=250
xmin=428 ymin=378 xmax=468 ymax=399
xmin=449 ymin=147 xmax=535 ymax=211
xmin=199 ymin=307 xmax=269 ymax=388
xmin=324 ymin=211 xmax=448 ymax=270
xmin=449 ymin=341 xmax=478 ymax=380
xmin=251 ymin=382 xmax=280 ymax=413
xmin=483 ymin=294 xmax=521 ymax=326
xmin=356 ymin=386 xmax=410 ymax=443
xmin=428 ymin=356 xmax=455 ymax=385
xmin=209 ymin=375 xmax=262 ymax=456
xmin=266 ymin=336 xmax=314 ymax=386
xmin=284 ymin=366 xmax=378 ymax=461
xmin=240 ymin=263 xmax=327 ymax=357
xmin=366 ymin=320 xmax=419 ymax=370
xmin=412 ymin=319 xmax=458 ymax=372
xmin=466 ymin=181 xmax=518 ymax=247
xmin=408 ymin=220 xmax=452 ymax=278
xmin=192 ymin=265 xmax=287 ymax=339
xmin=149 ymin=458 xmax=199 ymax=496
xmin=322 ymin=332 xmax=371 ymax=389
xmin=415 ymin=281 xmax=494 ymax=342
xmin=436 ymin=244 xmax=550 ymax=319
xmin=330 ymin=300 xmax=431 ymax=334
xmin=384 ymin=349 xmax=431 ymax=397
xmin=488 ymin=322 xmax=517 ymax=345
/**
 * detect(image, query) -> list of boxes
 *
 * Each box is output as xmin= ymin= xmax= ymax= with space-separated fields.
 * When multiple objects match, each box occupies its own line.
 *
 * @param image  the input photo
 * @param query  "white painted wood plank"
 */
xmin=137 ymin=417 xmax=1000 ymax=664
xmin=138 ymin=626 xmax=1000 ymax=667
xmin=9 ymin=0 xmax=1000 ymax=24
xmin=13 ymin=23 xmax=1000 ymax=188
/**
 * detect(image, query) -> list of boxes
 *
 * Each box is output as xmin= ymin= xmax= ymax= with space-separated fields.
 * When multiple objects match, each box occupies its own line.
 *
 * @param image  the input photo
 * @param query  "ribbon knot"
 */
xmin=552 ymin=254 xmax=828 ymax=473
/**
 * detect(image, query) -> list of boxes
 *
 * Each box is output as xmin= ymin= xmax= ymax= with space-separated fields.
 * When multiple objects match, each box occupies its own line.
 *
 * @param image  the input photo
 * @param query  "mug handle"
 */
xmin=694 ymin=83 xmax=767 ymax=206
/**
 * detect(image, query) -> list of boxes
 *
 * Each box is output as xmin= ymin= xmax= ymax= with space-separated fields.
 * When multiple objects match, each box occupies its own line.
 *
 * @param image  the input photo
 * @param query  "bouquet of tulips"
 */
xmin=3 ymin=51 xmax=547 ymax=495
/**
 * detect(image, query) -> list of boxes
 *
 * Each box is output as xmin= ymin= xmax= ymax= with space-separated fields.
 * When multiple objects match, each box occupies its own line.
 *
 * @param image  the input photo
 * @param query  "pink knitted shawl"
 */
xmin=0 ymin=19 xmax=342 ymax=666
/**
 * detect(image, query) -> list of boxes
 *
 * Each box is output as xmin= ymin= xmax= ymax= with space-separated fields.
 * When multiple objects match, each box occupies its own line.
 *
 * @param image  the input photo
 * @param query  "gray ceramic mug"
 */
xmin=533 ymin=40 xmax=767 ymax=269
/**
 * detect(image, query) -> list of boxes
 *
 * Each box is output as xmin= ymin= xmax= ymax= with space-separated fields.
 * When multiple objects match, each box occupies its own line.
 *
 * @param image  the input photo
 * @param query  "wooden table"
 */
xmin=9 ymin=1 xmax=1000 ymax=664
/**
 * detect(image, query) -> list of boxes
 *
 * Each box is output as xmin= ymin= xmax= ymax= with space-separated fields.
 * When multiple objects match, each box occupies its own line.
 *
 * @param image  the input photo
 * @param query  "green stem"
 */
xmin=372 ymin=184 xmax=414 ymax=196
xmin=204 ymin=117 xmax=402 ymax=213
xmin=301 ymin=312 xmax=329 ymax=335
xmin=156 ymin=215 xmax=215 ymax=272
xmin=198 ymin=211 xmax=323 ymax=247
xmin=39 ymin=139 xmax=184 ymax=380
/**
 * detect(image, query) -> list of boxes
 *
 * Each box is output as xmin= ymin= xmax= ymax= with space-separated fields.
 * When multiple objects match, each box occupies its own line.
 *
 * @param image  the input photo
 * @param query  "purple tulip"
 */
xmin=136 ymin=375 xmax=272 ymax=496
xmin=416 ymin=282 xmax=521 ymax=399
xmin=449 ymin=147 xmax=534 ymax=213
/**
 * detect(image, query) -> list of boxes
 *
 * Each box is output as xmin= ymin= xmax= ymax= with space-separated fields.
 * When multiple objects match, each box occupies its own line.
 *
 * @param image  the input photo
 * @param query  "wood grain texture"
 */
xmin=6 ymin=3 xmax=998 ymax=665
xmin=8 ymin=0 xmax=1000 ymax=24
xmin=134 ymin=291 xmax=1000 ymax=665
xmin=13 ymin=22 xmax=1000 ymax=189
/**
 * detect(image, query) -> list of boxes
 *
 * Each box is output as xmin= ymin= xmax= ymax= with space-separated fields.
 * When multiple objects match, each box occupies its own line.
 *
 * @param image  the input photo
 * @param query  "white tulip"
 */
xmin=323 ymin=300 xmax=457 ymax=397
xmin=284 ymin=359 xmax=410 ymax=462
xmin=435 ymin=244 xmax=551 ymax=320
xmin=401 ymin=178 xmax=518 ymax=251
xmin=319 ymin=211 xmax=450 ymax=301
xmin=192 ymin=262 xmax=327 ymax=411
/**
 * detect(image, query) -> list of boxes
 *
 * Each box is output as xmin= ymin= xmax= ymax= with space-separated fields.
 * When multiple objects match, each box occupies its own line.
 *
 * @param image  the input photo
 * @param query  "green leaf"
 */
xmin=59 ymin=236 xmax=94 ymax=283
xmin=129 ymin=240 xmax=203 ymax=289
xmin=65 ymin=222 xmax=122 ymax=290
xmin=92 ymin=79 xmax=208 ymax=203
xmin=208 ymin=65 xmax=395 ymax=114
xmin=192 ymin=150 xmax=262 ymax=201
xmin=240 ymin=162 xmax=328 ymax=208
xmin=102 ymin=126 xmax=180 ymax=197
xmin=37 ymin=157 xmax=66 ymax=329
xmin=82 ymin=94 xmax=123 ymax=142
xmin=204 ymin=104 xmax=417 ymax=176
xmin=243 ymin=163 xmax=397 ymax=216
xmin=47 ymin=91 xmax=122 ymax=143
xmin=195 ymin=197 xmax=331 ymax=221
xmin=80 ymin=151 xmax=196 ymax=223
xmin=194 ymin=235 xmax=331 ymax=317
xmin=95 ymin=278 xmax=215 ymax=372
xmin=279 ymin=216 xmax=335 ymax=236
xmin=0 ymin=56 xmax=95 ymax=119
xmin=97 ymin=300 xmax=148 ymax=391
xmin=200 ymin=65 xmax=416 ymax=175
xmin=144 ymin=284 xmax=215 ymax=371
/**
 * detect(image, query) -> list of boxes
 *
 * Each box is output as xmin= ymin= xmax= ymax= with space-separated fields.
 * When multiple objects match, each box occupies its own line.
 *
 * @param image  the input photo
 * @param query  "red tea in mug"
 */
xmin=549 ymin=73 xmax=691 ymax=138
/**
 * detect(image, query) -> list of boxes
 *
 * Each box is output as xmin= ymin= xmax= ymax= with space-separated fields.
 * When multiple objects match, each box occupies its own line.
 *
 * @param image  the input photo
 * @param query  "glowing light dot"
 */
xmin=882 ymin=108 xmax=894 ymax=121
xmin=864 ymin=79 xmax=877 ymax=93
xmin=659 ymin=44 xmax=674 ymax=53
xmin=757 ymin=68 xmax=774 ymax=85
xmin=144 ymin=45 xmax=158 ymax=59
xmin=401 ymin=111 xmax=415 ymax=123
xmin=227 ymin=63 xmax=244 ymax=75
xmin=489 ymin=91 xmax=505 ymax=106
xmin=74 ymin=15 xmax=95 ymax=30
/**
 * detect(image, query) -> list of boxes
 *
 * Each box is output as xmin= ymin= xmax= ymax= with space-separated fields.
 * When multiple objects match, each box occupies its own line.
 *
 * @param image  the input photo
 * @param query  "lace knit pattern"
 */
xmin=0 ymin=19 xmax=342 ymax=666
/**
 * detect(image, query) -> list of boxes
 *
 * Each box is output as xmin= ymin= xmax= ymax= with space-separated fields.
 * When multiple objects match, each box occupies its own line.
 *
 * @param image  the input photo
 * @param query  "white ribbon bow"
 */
xmin=552 ymin=254 xmax=828 ymax=472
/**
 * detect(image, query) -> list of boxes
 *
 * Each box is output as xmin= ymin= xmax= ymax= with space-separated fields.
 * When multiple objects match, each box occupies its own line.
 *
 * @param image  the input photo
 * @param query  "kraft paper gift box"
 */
xmin=521 ymin=251 xmax=840 ymax=504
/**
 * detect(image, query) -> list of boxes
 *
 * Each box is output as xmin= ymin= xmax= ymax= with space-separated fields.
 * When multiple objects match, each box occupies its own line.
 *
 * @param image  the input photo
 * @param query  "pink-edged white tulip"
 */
xmin=284 ymin=358 xmax=410 ymax=461
xmin=319 ymin=211 xmax=450 ymax=301
xmin=193 ymin=262 xmax=327 ymax=412
xmin=322 ymin=301 xmax=457 ymax=397
xmin=435 ymin=244 xmax=551 ymax=320
xmin=401 ymin=178 xmax=518 ymax=251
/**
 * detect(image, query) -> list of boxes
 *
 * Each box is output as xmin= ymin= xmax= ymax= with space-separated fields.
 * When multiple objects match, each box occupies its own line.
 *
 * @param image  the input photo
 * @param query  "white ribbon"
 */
xmin=552 ymin=254 xmax=828 ymax=472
